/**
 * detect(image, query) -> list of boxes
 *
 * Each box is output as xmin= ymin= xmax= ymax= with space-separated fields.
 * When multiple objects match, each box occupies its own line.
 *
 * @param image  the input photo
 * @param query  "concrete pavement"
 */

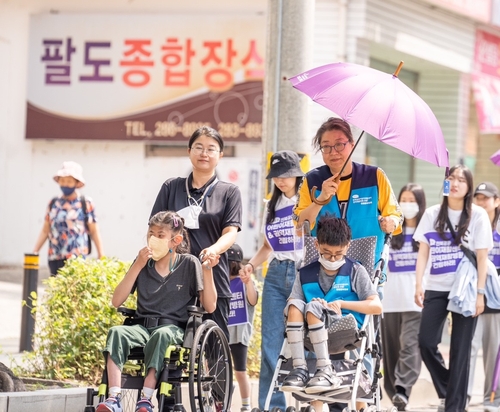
xmin=0 ymin=265 xmax=490 ymax=411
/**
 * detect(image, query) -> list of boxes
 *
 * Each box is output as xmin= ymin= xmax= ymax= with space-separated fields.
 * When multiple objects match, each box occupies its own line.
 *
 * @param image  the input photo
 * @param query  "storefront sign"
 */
xmin=26 ymin=14 xmax=265 ymax=142
xmin=472 ymin=29 xmax=500 ymax=134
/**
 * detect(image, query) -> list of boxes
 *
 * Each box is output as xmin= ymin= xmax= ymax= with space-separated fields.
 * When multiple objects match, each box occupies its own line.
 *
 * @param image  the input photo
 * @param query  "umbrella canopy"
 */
xmin=491 ymin=149 xmax=500 ymax=166
xmin=289 ymin=62 xmax=449 ymax=168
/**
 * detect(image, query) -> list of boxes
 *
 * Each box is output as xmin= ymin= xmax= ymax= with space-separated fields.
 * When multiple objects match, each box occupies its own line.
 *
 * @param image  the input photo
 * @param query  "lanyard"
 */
xmin=185 ymin=176 xmax=219 ymax=208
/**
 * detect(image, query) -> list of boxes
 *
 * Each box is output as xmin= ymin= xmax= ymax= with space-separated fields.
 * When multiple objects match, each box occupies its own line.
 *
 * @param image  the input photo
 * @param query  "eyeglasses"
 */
xmin=320 ymin=252 xmax=346 ymax=262
xmin=191 ymin=147 xmax=220 ymax=157
xmin=320 ymin=142 xmax=350 ymax=154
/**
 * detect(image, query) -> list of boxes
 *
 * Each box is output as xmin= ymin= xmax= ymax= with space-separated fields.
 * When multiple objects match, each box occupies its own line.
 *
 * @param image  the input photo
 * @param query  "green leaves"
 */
xmin=14 ymin=257 xmax=134 ymax=384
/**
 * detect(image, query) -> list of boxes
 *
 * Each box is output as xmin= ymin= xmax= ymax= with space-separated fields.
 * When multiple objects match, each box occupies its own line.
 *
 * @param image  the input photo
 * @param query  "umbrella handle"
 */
xmin=310 ymin=186 xmax=331 ymax=205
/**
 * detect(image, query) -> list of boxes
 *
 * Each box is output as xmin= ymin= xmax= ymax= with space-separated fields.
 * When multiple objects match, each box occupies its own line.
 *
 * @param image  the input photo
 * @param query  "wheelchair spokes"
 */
xmin=189 ymin=320 xmax=233 ymax=412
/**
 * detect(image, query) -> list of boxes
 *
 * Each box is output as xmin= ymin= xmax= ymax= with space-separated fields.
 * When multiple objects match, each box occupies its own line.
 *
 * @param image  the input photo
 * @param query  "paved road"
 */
xmin=0 ymin=266 xmax=489 ymax=411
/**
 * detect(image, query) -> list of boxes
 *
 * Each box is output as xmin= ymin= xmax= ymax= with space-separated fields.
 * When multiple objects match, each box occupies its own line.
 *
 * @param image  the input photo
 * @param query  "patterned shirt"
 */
xmin=45 ymin=196 xmax=96 ymax=260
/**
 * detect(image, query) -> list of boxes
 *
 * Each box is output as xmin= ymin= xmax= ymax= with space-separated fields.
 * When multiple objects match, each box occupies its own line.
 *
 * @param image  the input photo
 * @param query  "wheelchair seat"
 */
xmin=84 ymin=305 xmax=233 ymax=412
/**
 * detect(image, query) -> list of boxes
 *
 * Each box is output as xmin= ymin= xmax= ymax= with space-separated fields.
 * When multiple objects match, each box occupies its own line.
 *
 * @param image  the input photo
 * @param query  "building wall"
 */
xmin=0 ymin=0 xmax=266 ymax=267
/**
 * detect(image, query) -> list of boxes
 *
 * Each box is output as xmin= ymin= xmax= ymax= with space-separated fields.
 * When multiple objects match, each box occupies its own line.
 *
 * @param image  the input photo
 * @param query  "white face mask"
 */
xmin=319 ymin=256 xmax=346 ymax=271
xmin=148 ymin=236 xmax=171 ymax=261
xmin=176 ymin=204 xmax=202 ymax=229
xmin=400 ymin=202 xmax=419 ymax=220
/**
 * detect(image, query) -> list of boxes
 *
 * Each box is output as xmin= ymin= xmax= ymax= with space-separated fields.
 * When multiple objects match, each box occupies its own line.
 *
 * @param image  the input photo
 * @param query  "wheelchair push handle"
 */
xmin=117 ymin=306 xmax=136 ymax=317
xmin=187 ymin=305 xmax=206 ymax=316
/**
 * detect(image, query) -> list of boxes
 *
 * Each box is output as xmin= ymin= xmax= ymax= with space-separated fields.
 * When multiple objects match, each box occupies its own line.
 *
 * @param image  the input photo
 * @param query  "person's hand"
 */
xmin=414 ymin=284 xmax=425 ymax=308
xmin=200 ymin=247 xmax=218 ymax=263
xmin=200 ymin=251 xmax=220 ymax=270
xmin=137 ymin=246 xmax=152 ymax=267
xmin=327 ymin=300 xmax=342 ymax=315
xmin=239 ymin=269 xmax=252 ymax=284
xmin=240 ymin=263 xmax=254 ymax=277
xmin=318 ymin=174 xmax=340 ymax=202
xmin=379 ymin=216 xmax=396 ymax=234
xmin=474 ymin=294 xmax=485 ymax=317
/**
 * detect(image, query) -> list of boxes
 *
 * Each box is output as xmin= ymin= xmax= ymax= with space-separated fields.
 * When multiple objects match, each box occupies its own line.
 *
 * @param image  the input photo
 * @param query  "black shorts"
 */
xmin=229 ymin=342 xmax=248 ymax=371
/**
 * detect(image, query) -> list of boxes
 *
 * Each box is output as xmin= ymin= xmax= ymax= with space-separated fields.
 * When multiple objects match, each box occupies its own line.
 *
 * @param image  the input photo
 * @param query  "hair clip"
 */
xmin=172 ymin=215 xmax=179 ymax=228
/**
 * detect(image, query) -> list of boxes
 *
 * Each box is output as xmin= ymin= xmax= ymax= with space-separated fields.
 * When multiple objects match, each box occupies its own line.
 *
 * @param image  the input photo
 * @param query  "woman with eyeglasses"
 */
xmin=150 ymin=126 xmax=242 ymax=338
xmin=294 ymin=117 xmax=402 ymax=271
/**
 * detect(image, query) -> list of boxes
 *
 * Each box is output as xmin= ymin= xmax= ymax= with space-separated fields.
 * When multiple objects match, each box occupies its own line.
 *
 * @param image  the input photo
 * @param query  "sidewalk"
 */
xmin=0 ymin=266 xmax=489 ymax=411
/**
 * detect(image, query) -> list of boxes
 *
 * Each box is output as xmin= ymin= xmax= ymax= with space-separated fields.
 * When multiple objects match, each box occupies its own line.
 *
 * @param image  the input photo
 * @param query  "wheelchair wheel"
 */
xmin=285 ymin=407 xmax=296 ymax=412
xmin=189 ymin=320 xmax=232 ymax=412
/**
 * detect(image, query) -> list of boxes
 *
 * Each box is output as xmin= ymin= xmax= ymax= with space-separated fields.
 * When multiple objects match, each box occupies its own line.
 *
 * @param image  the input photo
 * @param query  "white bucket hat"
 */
xmin=53 ymin=161 xmax=85 ymax=188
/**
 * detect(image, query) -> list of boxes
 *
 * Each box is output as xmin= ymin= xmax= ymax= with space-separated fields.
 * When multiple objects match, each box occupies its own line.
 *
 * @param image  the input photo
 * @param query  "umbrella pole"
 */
xmin=337 ymin=130 xmax=365 ymax=179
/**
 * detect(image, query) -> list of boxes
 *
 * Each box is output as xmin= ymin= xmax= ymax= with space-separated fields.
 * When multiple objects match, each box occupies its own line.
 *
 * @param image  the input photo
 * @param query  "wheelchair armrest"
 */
xmin=187 ymin=305 xmax=206 ymax=317
xmin=118 ymin=307 xmax=137 ymax=318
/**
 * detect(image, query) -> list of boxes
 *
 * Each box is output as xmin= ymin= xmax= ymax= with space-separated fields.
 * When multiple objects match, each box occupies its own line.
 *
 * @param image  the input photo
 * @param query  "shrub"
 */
xmin=15 ymin=257 xmax=134 ymax=384
xmin=14 ymin=257 xmax=265 ymax=384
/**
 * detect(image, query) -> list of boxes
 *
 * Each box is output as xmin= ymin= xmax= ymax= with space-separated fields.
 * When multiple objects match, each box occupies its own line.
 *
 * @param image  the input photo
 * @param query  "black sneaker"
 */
xmin=304 ymin=365 xmax=342 ymax=394
xmin=281 ymin=367 xmax=310 ymax=392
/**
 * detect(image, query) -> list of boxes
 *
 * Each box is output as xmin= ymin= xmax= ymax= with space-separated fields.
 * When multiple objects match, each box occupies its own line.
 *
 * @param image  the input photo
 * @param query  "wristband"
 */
xmin=246 ymin=262 xmax=255 ymax=272
xmin=477 ymin=288 xmax=485 ymax=295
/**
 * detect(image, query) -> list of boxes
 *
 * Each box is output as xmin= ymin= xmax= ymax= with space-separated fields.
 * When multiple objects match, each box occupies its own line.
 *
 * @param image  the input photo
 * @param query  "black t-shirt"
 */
xmin=150 ymin=174 xmax=242 ymax=298
xmin=133 ymin=254 xmax=204 ymax=324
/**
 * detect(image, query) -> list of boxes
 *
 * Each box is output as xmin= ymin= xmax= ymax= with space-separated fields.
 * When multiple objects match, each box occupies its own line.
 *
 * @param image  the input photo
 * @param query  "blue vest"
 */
xmin=306 ymin=162 xmax=385 ymax=272
xmin=299 ymin=258 xmax=364 ymax=327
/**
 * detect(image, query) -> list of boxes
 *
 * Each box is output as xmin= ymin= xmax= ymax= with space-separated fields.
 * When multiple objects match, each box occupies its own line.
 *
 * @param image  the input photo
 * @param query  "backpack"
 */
xmin=49 ymin=196 xmax=92 ymax=254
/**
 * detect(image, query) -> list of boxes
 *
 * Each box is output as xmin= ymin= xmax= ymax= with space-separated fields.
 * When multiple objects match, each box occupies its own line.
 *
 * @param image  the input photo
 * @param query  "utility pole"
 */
xmin=262 ymin=0 xmax=315 ymax=157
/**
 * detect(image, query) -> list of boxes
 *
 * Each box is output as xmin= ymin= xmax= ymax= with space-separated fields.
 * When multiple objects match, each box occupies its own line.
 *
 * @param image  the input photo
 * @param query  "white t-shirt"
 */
xmin=263 ymin=194 xmax=300 ymax=262
xmin=413 ymin=203 xmax=493 ymax=292
xmin=384 ymin=227 xmax=422 ymax=312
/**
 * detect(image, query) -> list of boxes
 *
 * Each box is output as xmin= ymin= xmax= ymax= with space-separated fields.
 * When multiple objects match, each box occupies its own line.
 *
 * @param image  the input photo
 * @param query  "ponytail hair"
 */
xmin=148 ymin=211 xmax=191 ymax=254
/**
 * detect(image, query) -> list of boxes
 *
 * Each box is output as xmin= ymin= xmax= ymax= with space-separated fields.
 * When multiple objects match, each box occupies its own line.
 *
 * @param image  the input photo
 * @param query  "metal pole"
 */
xmin=20 ymin=253 xmax=39 ymax=352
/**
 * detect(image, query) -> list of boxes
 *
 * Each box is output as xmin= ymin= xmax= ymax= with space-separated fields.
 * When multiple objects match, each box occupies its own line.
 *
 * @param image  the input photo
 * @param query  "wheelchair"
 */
xmin=84 ymin=305 xmax=233 ymax=412
xmin=257 ymin=225 xmax=396 ymax=412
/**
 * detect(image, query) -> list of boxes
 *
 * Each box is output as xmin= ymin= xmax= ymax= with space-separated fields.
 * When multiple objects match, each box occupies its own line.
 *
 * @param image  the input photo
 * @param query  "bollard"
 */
xmin=20 ymin=253 xmax=39 ymax=352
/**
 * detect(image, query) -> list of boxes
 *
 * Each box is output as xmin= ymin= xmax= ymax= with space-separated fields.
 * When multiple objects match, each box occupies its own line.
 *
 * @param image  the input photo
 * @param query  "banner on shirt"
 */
xmin=26 ymin=14 xmax=265 ymax=142
xmin=426 ymin=232 xmax=463 ymax=275
xmin=228 ymin=278 xmax=249 ymax=326
xmin=388 ymin=234 xmax=418 ymax=273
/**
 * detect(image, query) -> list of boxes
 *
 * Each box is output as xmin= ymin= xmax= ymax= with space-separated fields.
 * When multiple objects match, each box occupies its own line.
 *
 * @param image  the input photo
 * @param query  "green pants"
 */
xmin=103 ymin=323 xmax=184 ymax=381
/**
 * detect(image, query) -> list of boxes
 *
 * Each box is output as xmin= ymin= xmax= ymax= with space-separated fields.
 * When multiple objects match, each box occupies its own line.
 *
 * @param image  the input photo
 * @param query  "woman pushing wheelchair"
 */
xmin=96 ymin=211 xmax=218 ymax=412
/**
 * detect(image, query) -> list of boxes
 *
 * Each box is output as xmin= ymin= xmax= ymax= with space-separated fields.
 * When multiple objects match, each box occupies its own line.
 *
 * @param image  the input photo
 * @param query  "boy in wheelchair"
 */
xmin=96 ymin=211 xmax=218 ymax=412
xmin=281 ymin=216 xmax=382 ymax=406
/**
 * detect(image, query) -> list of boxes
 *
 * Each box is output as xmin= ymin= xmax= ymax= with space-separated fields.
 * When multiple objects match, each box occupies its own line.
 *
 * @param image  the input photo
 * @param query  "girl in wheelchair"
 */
xmin=281 ymin=216 xmax=382 ymax=410
xmin=96 ymin=211 xmax=218 ymax=412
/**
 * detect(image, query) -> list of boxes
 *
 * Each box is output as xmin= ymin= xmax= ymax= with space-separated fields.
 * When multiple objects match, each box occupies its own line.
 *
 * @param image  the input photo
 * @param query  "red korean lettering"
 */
xmin=120 ymin=39 xmax=154 ymax=87
xmin=160 ymin=38 xmax=195 ymax=87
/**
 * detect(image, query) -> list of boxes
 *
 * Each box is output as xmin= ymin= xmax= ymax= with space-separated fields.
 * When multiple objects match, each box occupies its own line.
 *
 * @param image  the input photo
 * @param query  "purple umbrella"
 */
xmin=289 ymin=61 xmax=449 ymax=169
xmin=491 ymin=149 xmax=500 ymax=166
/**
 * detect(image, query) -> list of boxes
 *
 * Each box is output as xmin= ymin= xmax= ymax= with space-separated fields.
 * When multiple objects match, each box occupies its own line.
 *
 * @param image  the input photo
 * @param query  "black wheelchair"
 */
xmin=84 ymin=305 xmax=233 ymax=412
